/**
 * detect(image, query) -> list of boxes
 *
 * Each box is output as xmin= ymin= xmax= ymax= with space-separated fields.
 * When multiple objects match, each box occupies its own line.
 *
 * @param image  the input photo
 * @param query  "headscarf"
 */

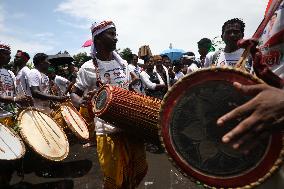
xmin=90 ymin=20 xmax=115 ymax=58
xmin=16 ymin=50 xmax=30 ymax=63
xmin=90 ymin=20 xmax=126 ymax=67
xmin=0 ymin=42 xmax=11 ymax=53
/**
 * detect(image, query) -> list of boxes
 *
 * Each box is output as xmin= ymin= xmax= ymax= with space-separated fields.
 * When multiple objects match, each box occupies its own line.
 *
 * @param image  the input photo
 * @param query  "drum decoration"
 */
xmin=92 ymin=85 xmax=161 ymax=141
xmin=18 ymin=108 xmax=69 ymax=161
xmin=52 ymin=102 xmax=89 ymax=140
xmin=0 ymin=123 xmax=25 ymax=160
xmin=159 ymin=67 xmax=284 ymax=189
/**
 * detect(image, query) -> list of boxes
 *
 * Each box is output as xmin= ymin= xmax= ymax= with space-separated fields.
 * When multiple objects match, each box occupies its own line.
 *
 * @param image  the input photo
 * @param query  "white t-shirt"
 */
xmin=54 ymin=75 xmax=69 ymax=94
xmin=205 ymin=48 xmax=245 ymax=67
xmin=187 ymin=63 xmax=199 ymax=74
xmin=75 ymin=58 xmax=131 ymax=135
xmin=140 ymin=70 xmax=164 ymax=90
xmin=16 ymin=66 xmax=31 ymax=96
xmin=0 ymin=69 xmax=16 ymax=117
xmin=174 ymin=71 xmax=184 ymax=80
xmin=74 ymin=60 xmax=97 ymax=94
xmin=28 ymin=69 xmax=50 ymax=111
xmin=128 ymin=64 xmax=144 ymax=94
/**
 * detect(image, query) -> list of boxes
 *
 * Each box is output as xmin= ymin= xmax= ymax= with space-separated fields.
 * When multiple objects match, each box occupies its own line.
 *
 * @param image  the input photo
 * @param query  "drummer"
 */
xmin=0 ymin=43 xmax=33 ymax=188
xmin=71 ymin=20 xmax=147 ymax=189
xmin=14 ymin=50 xmax=32 ymax=96
xmin=217 ymin=11 xmax=284 ymax=189
xmin=28 ymin=53 xmax=68 ymax=113
xmin=0 ymin=43 xmax=33 ymax=117
xmin=204 ymin=18 xmax=252 ymax=71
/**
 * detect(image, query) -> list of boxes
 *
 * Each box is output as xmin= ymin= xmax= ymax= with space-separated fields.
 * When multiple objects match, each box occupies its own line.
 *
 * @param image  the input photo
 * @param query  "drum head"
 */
xmin=60 ymin=104 xmax=89 ymax=140
xmin=0 ymin=123 xmax=25 ymax=160
xmin=18 ymin=108 xmax=69 ymax=161
xmin=160 ymin=67 xmax=284 ymax=188
xmin=92 ymin=86 xmax=111 ymax=116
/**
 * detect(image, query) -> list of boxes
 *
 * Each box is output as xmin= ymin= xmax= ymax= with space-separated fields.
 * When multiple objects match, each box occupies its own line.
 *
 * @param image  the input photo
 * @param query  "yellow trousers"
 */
xmin=96 ymin=134 xmax=148 ymax=189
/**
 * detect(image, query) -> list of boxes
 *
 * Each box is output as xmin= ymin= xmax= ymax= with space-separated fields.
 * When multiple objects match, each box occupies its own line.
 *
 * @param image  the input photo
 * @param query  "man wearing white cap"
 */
xmin=71 ymin=20 xmax=147 ymax=189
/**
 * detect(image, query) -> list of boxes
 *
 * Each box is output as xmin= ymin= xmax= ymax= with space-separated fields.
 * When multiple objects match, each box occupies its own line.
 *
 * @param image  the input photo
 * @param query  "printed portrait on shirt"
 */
xmin=104 ymin=72 xmax=111 ymax=84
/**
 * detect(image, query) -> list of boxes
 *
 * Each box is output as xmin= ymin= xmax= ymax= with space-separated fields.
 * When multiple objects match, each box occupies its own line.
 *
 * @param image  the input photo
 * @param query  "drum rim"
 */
xmin=92 ymin=85 xmax=113 ymax=116
xmin=59 ymin=102 xmax=90 ymax=140
xmin=0 ymin=122 xmax=26 ymax=160
xmin=159 ymin=67 xmax=284 ymax=189
xmin=17 ymin=107 xmax=69 ymax=161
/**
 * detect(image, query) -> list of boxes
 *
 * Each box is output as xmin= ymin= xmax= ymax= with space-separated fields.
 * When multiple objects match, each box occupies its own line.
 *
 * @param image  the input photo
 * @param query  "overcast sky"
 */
xmin=0 ymin=0 xmax=268 ymax=57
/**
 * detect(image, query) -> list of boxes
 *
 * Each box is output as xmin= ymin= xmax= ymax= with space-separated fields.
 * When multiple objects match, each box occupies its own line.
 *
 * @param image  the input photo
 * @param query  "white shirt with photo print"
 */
xmin=28 ymin=69 xmax=50 ymax=111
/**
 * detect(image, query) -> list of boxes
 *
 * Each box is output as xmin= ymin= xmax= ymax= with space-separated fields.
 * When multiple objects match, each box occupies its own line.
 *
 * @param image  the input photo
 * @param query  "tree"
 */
xmin=212 ymin=36 xmax=225 ymax=51
xmin=73 ymin=52 xmax=92 ymax=67
xmin=119 ymin=48 xmax=133 ymax=63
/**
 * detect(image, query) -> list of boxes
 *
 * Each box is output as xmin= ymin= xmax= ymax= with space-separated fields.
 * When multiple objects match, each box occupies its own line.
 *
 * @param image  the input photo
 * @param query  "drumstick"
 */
xmin=235 ymin=45 xmax=252 ymax=70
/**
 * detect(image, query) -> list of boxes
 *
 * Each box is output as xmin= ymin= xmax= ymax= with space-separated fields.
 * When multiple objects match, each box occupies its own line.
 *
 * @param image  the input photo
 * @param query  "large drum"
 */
xmin=0 ymin=123 xmax=25 ymax=160
xmin=159 ymin=67 xmax=284 ymax=188
xmin=52 ymin=102 xmax=89 ymax=140
xmin=18 ymin=108 xmax=69 ymax=161
xmin=92 ymin=85 xmax=161 ymax=141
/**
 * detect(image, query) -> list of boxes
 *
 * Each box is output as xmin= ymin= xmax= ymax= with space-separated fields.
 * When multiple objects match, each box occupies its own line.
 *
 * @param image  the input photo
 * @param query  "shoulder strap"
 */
xmin=92 ymin=58 xmax=103 ymax=88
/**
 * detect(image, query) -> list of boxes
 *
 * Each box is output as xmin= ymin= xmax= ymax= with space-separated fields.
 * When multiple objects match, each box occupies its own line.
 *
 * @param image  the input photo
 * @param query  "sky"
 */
xmin=0 ymin=0 xmax=268 ymax=58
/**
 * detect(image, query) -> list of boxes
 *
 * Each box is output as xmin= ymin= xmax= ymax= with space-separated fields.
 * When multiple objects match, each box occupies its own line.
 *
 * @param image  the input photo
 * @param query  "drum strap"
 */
xmin=92 ymin=58 xmax=104 ymax=88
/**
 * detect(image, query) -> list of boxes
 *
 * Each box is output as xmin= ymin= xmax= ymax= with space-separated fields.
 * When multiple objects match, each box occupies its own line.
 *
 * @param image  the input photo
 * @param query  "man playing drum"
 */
xmin=204 ymin=18 xmax=252 ymax=72
xmin=218 ymin=3 xmax=284 ymax=187
xmin=28 ymin=53 xmax=68 ymax=114
xmin=0 ymin=43 xmax=32 ymax=188
xmin=71 ymin=20 xmax=147 ymax=189
xmin=0 ymin=43 xmax=33 ymax=122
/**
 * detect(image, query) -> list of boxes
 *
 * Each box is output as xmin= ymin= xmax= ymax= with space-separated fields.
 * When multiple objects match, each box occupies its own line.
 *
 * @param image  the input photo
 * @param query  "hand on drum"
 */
xmin=217 ymin=82 xmax=284 ymax=153
xmin=15 ymin=95 xmax=34 ymax=106
xmin=81 ymin=90 xmax=97 ymax=106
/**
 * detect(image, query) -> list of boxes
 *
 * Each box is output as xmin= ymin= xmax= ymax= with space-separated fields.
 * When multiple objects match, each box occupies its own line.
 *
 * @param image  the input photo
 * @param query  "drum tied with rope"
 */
xmin=92 ymin=84 xmax=161 ymax=143
xmin=17 ymin=107 xmax=69 ymax=161
xmin=159 ymin=67 xmax=284 ymax=188
xmin=51 ymin=102 xmax=90 ymax=140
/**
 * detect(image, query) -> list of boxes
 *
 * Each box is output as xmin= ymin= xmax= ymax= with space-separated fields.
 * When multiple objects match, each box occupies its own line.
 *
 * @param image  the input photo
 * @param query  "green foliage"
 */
xmin=26 ymin=62 xmax=34 ymax=69
xmin=73 ymin=52 xmax=92 ymax=67
xmin=118 ymin=48 xmax=133 ymax=63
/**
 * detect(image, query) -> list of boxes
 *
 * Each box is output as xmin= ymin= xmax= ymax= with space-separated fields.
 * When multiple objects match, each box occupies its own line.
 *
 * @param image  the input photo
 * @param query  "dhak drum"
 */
xmin=159 ymin=67 xmax=284 ymax=188
xmin=52 ymin=102 xmax=89 ymax=140
xmin=0 ymin=123 xmax=25 ymax=160
xmin=92 ymin=85 xmax=161 ymax=142
xmin=18 ymin=108 xmax=69 ymax=161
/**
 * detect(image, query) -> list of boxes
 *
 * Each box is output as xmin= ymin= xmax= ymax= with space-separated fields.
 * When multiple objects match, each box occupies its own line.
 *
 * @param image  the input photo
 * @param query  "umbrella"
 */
xmin=48 ymin=52 xmax=74 ymax=66
xmin=82 ymin=39 xmax=93 ymax=47
xmin=160 ymin=48 xmax=185 ymax=61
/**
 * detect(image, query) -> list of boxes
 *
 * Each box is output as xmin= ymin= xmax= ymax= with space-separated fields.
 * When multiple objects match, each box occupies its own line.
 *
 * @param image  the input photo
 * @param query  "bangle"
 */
xmin=13 ymin=97 xmax=16 ymax=102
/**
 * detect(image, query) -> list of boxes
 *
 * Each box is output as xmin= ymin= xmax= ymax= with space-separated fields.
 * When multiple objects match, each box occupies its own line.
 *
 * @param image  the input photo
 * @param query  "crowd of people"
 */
xmin=0 ymin=15 xmax=284 ymax=189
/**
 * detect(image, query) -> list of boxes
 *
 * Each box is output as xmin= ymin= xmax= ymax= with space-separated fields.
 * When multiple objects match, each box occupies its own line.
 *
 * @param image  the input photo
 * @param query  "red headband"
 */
xmin=17 ymin=51 xmax=29 ymax=63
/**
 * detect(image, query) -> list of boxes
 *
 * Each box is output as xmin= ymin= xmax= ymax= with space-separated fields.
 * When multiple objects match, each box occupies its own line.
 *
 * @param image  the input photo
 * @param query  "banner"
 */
xmin=257 ymin=0 xmax=284 ymax=78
